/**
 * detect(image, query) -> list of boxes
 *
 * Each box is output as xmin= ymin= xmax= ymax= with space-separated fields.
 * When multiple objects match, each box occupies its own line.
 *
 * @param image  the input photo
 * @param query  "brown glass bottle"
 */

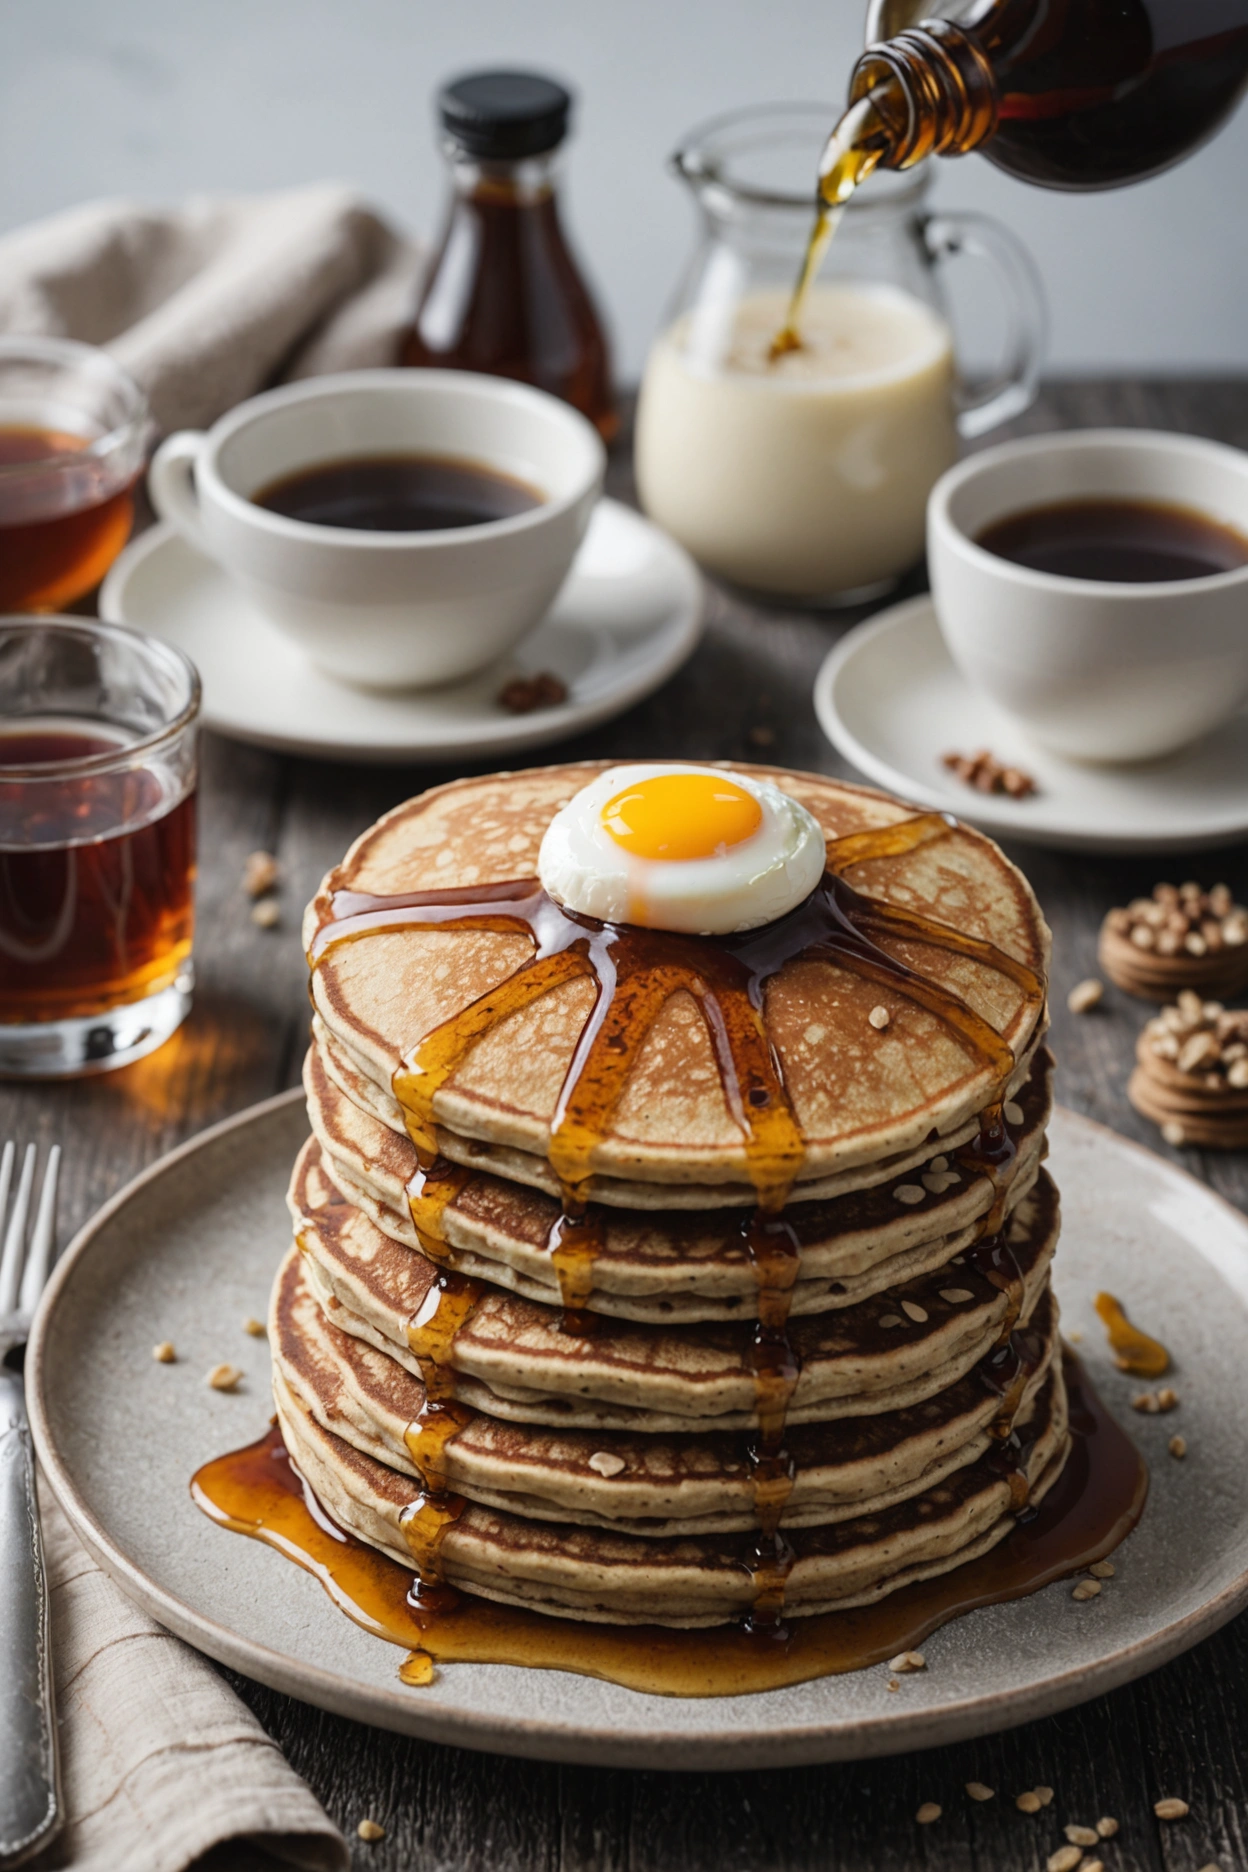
xmin=401 ymin=70 xmax=617 ymax=440
xmin=850 ymin=0 xmax=1248 ymax=189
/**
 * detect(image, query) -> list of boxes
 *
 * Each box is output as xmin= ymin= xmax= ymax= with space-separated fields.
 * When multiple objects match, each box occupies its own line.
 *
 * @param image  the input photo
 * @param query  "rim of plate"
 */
xmin=99 ymin=505 xmax=705 ymax=765
xmin=813 ymin=595 xmax=1248 ymax=855
xmin=26 ymin=1090 xmax=1248 ymax=1768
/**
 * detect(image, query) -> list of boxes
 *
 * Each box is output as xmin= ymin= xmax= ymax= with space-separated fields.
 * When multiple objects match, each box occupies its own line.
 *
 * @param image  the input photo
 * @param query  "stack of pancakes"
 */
xmin=272 ymin=763 xmax=1064 ymax=1629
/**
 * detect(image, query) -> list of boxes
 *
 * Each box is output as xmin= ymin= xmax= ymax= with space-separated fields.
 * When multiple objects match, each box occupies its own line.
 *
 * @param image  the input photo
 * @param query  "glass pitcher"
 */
xmin=635 ymin=104 xmax=1046 ymax=604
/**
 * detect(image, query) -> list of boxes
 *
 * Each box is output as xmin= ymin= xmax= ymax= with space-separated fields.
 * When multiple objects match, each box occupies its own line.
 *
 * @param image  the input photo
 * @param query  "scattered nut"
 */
xmin=868 ymin=1005 xmax=890 ymax=1030
xmin=1072 ymin=1578 xmax=1102 ymax=1601
xmin=889 ymin=1650 xmax=926 ymax=1673
xmin=1133 ymin=1391 xmax=1162 ymax=1414
xmin=916 ymin=1802 xmax=942 ymax=1825
xmin=1095 ymin=1816 xmax=1118 ymax=1838
xmin=942 ymin=748 xmax=1037 ymax=798
xmin=243 ymin=850 xmax=279 ymax=897
xmin=886 ymin=1676 xmax=900 ymax=1691
xmin=251 ymin=897 xmax=281 ymax=929
xmin=152 ymin=1341 xmax=176 ymax=1363
xmin=1047 ymin=1846 xmax=1083 ymax=1872
xmin=1066 ymin=1823 xmax=1100 ymax=1846
xmin=242 ymin=1316 xmax=267 ymax=1337
xmin=1154 ymin=1796 xmax=1190 ymax=1820
xmin=1156 ymin=1386 xmax=1179 ymax=1410
xmin=357 ymin=1818 xmax=386 ymax=1842
xmin=207 ymin=1363 xmax=242 ymax=1392
xmin=1161 ymin=1121 xmax=1187 ymax=1147
xmin=1088 ymin=1560 xmax=1116 ymax=1579
xmin=1083 ymin=1862 xmax=1105 ymax=1872
xmin=1016 ymin=1791 xmax=1043 ymax=1814
xmin=1036 ymin=1786 xmax=1055 ymax=1806
xmin=587 ymin=1451 xmax=626 ymax=1477
xmin=498 ymin=671 xmax=568 ymax=714
xmin=965 ymin=1781 xmax=994 ymax=1802
xmin=1169 ymin=1434 xmax=1188 ymax=1459
xmin=1067 ymin=978 xmax=1104 ymax=1014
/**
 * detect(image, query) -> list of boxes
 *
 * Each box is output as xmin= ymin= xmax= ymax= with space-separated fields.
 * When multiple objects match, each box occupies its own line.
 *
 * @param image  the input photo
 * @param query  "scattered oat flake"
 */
xmin=1067 ymin=978 xmax=1104 ymax=1014
xmin=965 ymin=1781 xmax=994 ymax=1802
xmin=1072 ymin=1578 xmax=1102 ymax=1601
xmin=587 ymin=1451 xmax=626 ymax=1477
xmin=916 ymin=1802 xmax=942 ymax=1825
xmin=1089 ymin=1560 xmax=1115 ymax=1579
xmin=1083 ymin=1862 xmax=1105 ymax=1872
xmin=243 ymin=850 xmax=278 ymax=897
xmin=207 ymin=1363 xmax=242 ymax=1392
xmin=357 ymin=1817 xmax=385 ymax=1841
xmin=1169 ymin=1434 xmax=1188 ymax=1459
xmin=152 ymin=1341 xmax=176 ymax=1363
xmin=1133 ymin=1391 xmax=1160 ymax=1413
xmin=242 ymin=1316 xmax=267 ymax=1337
xmin=1003 ymin=1099 xmax=1025 ymax=1126
xmin=1036 ymin=1786 xmax=1055 ymax=1806
xmin=1095 ymin=1816 xmax=1118 ymax=1838
xmin=1066 ymin=1823 xmax=1099 ymax=1846
xmin=940 ymin=1287 xmax=974 ymax=1304
xmin=894 ymin=1184 xmax=925 ymax=1205
xmin=878 ymin=1313 xmax=903 ymax=1329
xmin=868 ymin=1005 xmax=890 ymax=1030
xmin=1047 ymin=1847 xmax=1083 ymax=1872
xmin=1162 ymin=1120 xmax=1187 ymax=1146
xmin=251 ymin=897 xmax=280 ymax=929
xmin=1196 ymin=1863 xmax=1223 ymax=1872
xmin=900 ymin=1300 xmax=928 ymax=1324
xmin=889 ymin=1650 xmax=926 ymax=1673
xmin=1154 ymin=1797 xmax=1189 ymax=1820
xmin=1016 ymin=1791 xmax=1042 ymax=1813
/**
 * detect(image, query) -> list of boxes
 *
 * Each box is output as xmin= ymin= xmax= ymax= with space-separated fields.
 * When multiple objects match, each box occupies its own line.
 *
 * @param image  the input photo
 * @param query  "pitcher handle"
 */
xmin=922 ymin=210 xmax=1048 ymax=439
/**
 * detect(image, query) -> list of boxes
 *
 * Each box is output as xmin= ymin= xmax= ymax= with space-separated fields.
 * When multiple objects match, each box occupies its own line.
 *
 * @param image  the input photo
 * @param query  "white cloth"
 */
xmin=31 ymin=1476 xmax=348 ymax=1872
xmin=0 ymin=185 xmax=423 ymax=433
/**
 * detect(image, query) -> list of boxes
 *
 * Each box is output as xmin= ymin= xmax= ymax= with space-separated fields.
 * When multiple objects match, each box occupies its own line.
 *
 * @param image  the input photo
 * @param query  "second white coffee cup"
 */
xmin=148 ymin=370 xmax=605 ymax=688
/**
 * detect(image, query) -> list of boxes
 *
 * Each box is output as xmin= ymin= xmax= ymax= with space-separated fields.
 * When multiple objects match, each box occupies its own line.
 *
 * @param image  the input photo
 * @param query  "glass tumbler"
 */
xmin=0 ymin=618 xmax=200 ymax=1077
xmin=0 ymin=337 xmax=149 ymax=612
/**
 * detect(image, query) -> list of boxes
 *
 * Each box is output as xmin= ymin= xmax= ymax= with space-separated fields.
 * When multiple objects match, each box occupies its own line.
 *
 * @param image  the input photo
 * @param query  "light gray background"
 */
xmin=2 ymin=0 xmax=1245 ymax=379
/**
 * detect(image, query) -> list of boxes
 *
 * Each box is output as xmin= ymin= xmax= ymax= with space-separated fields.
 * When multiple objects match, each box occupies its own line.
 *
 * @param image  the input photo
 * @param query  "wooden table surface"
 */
xmin=7 ymin=379 xmax=1248 ymax=1871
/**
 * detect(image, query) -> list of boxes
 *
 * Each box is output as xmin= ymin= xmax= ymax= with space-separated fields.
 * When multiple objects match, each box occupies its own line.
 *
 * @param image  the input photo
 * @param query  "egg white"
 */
xmin=537 ymin=763 xmax=827 ymax=935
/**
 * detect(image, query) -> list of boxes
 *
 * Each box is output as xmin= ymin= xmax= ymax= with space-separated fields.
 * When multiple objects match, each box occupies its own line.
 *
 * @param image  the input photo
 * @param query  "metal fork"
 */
xmin=0 ymin=1144 xmax=63 ymax=1868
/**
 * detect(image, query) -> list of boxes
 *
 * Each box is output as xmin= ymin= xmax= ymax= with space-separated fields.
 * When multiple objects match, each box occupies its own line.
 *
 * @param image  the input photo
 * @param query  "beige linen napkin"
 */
xmin=0 ymin=184 xmax=423 ymax=432
xmin=30 ymin=1475 xmax=348 ymax=1872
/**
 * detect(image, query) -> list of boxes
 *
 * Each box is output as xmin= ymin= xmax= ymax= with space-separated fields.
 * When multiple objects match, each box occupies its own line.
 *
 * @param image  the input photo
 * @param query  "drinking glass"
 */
xmin=0 ymin=618 xmax=200 ymax=1077
xmin=0 ymin=338 xmax=150 ymax=612
xmin=635 ymin=105 xmax=1046 ymax=604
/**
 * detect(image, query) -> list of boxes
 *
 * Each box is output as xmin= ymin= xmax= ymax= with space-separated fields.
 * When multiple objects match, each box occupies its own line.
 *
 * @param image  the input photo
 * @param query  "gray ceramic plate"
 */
xmin=28 ymin=1091 xmax=1248 ymax=1769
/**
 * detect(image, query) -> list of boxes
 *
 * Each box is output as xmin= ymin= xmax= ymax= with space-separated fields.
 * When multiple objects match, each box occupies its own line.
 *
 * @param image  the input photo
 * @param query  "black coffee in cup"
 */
xmin=253 ymin=453 xmax=544 ymax=532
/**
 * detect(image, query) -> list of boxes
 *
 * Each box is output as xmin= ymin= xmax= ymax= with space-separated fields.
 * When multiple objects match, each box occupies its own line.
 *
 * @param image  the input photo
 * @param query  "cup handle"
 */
xmin=922 ymin=211 xmax=1048 ymax=440
xmin=148 ymin=431 xmax=212 ymax=554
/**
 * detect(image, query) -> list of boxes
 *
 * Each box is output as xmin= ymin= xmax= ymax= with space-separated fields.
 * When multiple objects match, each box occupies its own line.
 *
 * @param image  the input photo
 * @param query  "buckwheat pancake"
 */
xmin=305 ymin=1033 xmax=1053 ymax=1321
xmin=271 ymin=1242 xmax=1060 ymax=1538
xmin=290 ymin=1138 xmax=1059 ymax=1433
xmin=273 ymin=1357 xmax=1070 ymax=1624
xmin=305 ymin=765 xmax=1049 ymax=1196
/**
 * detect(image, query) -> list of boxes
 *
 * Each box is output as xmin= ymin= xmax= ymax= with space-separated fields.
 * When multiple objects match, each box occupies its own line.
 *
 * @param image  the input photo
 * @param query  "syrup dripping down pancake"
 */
xmin=271 ymin=1242 xmax=1060 ymax=1539
xmin=272 ymin=1356 xmax=1069 ymax=1626
xmin=303 ymin=1034 xmax=1053 ymax=1323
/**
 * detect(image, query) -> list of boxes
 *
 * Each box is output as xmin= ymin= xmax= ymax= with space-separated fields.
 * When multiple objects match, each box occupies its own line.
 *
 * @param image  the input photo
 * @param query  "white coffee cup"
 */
xmin=927 ymin=430 xmax=1248 ymax=762
xmin=148 ymin=370 xmax=605 ymax=688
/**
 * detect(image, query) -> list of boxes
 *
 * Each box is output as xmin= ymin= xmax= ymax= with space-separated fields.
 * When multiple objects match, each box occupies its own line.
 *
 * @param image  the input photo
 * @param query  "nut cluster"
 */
xmin=498 ymin=670 xmax=568 ymax=714
xmin=1128 ymin=992 xmax=1248 ymax=1148
xmin=1100 ymin=881 xmax=1248 ymax=1001
xmin=941 ymin=748 xmax=1036 ymax=799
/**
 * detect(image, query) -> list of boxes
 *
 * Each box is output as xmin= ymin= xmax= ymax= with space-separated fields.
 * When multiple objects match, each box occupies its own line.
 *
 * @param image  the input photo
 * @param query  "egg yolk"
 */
xmin=601 ymin=773 xmax=763 ymax=862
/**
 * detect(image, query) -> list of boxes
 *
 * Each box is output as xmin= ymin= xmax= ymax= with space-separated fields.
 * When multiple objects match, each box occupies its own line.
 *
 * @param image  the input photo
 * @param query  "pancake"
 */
xmin=273 ymin=1357 xmax=1070 ymax=1625
xmin=306 ymin=1031 xmax=1052 ymax=1321
xmin=271 ymin=1241 xmax=1060 ymax=1538
xmin=290 ymin=1136 xmax=1059 ymax=1433
xmin=305 ymin=765 xmax=1049 ymax=1197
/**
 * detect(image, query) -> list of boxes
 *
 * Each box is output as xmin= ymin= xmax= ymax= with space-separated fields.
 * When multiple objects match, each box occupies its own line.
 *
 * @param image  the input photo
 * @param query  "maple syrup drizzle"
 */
xmin=1094 ymin=1293 xmax=1171 ymax=1378
xmin=191 ymin=1351 xmax=1147 ymax=1698
xmin=307 ymin=813 xmax=1045 ymax=1620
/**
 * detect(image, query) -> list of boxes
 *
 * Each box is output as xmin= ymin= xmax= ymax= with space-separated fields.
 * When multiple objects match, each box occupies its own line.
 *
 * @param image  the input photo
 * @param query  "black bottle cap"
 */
xmin=438 ymin=70 xmax=572 ymax=160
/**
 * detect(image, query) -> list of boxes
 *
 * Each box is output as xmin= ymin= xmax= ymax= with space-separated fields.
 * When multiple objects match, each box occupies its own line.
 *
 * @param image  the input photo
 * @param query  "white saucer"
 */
xmin=100 ymin=500 xmax=703 ymax=764
xmin=815 ymin=595 xmax=1248 ymax=853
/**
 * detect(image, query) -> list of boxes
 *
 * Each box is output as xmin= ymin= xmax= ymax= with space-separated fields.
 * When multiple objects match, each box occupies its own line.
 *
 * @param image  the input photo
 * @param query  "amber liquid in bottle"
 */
xmin=402 ymin=160 xmax=617 ymax=442
xmin=777 ymin=0 xmax=1248 ymax=353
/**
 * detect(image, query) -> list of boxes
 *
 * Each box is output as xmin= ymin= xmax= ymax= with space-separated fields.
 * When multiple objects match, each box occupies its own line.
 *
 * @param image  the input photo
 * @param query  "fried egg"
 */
xmin=538 ymin=764 xmax=826 ymax=935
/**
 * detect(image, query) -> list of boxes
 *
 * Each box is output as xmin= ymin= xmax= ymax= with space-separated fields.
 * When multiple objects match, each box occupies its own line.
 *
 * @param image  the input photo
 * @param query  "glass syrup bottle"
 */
xmin=401 ymin=70 xmax=617 ymax=441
